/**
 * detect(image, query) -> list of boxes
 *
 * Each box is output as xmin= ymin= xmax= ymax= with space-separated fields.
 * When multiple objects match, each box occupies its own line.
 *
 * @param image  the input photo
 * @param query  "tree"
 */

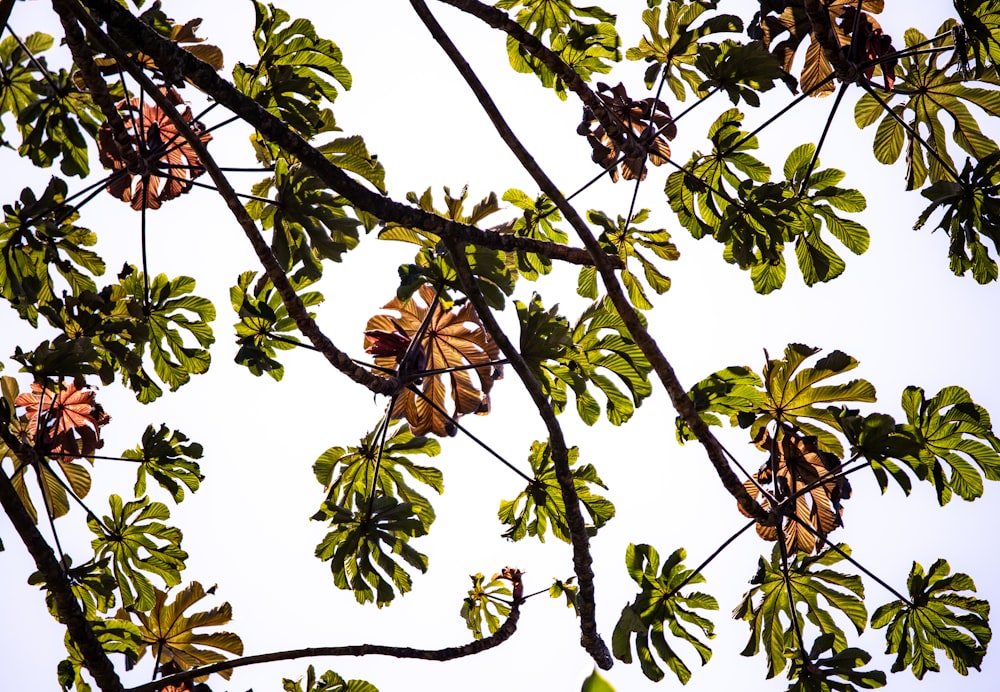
xmin=1 ymin=0 xmax=999 ymax=690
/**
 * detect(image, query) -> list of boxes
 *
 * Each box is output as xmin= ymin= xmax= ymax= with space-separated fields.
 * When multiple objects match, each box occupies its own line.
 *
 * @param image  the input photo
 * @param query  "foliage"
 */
xmin=460 ymin=572 xmax=513 ymax=639
xmin=282 ymin=665 xmax=379 ymax=692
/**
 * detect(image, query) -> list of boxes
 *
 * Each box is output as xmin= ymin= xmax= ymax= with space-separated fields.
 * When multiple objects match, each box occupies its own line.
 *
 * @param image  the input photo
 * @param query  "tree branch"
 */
xmin=76 ymin=0 xmax=614 ymax=269
xmin=0 ymin=428 xmax=125 ymax=692
xmin=411 ymin=0 xmax=770 ymax=523
xmin=63 ymin=0 xmax=398 ymax=397
xmin=126 ymin=596 xmax=521 ymax=692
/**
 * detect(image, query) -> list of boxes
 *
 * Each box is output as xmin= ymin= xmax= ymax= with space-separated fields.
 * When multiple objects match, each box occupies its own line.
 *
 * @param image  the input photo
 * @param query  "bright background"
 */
xmin=2 ymin=1 xmax=999 ymax=691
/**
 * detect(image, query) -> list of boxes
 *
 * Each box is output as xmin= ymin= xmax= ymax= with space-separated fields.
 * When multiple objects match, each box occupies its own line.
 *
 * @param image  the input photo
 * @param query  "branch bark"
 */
xmin=0 ymin=429 xmax=125 ymax=692
xmin=126 ymin=597 xmax=521 ymax=692
xmin=414 ymin=0 xmax=770 ymax=522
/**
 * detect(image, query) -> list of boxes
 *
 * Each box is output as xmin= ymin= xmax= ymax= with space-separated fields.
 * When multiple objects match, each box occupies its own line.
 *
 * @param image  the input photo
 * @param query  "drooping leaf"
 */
xmin=871 ymin=559 xmax=991 ymax=679
xmin=612 ymin=544 xmax=718 ymax=684
xmin=734 ymin=544 xmax=867 ymax=679
xmin=314 ymin=423 xmax=441 ymax=530
xmin=499 ymin=440 xmax=613 ymax=543
xmin=786 ymin=633 xmax=886 ymax=691
xmin=124 ymin=424 xmax=204 ymax=504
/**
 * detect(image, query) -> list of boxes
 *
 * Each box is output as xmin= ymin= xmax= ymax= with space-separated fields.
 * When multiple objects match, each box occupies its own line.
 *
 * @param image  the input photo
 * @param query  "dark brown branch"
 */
xmin=126 ymin=597 xmax=521 ymax=692
xmin=412 ymin=0 xmax=769 ymax=524
xmin=0 ymin=429 xmax=125 ymax=692
xmin=412 ymin=0 xmax=612 ymax=667
xmin=52 ymin=0 xmax=147 ymax=176
xmin=63 ymin=0 xmax=397 ymax=396
xmin=76 ymin=0 xmax=613 ymax=269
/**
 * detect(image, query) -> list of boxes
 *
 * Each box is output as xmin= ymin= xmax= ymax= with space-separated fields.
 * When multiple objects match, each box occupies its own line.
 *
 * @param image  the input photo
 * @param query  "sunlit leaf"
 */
xmin=460 ymin=572 xmax=512 ymax=639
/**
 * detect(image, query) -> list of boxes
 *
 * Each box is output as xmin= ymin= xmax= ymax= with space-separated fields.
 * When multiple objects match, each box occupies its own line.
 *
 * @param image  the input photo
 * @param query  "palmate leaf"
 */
xmin=314 ymin=423 xmax=442 ymax=529
xmin=954 ymin=0 xmax=1000 ymax=77
xmin=755 ymin=0 xmax=889 ymax=96
xmin=519 ymin=294 xmax=651 ymax=426
xmin=612 ymin=544 xmax=718 ymax=684
xmin=502 ymin=188 xmax=568 ymax=279
xmin=743 ymin=426 xmax=852 ymax=555
xmin=0 ymin=178 xmax=105 ymax=327
xmin=913 ymin=153 xmax=1000 ymax=284
xmin=786 ymin=633 xmax=886 ymax=691
xmin=58 ymin=618 xmax=142 ymax=692
xmin=245 ymin=138 xmax=384 ymax=279
xmin=120 ymin=581 xmax=244 ymax=680
xmin=497 ymin=0 xmax=619 ymax=100
xmin=230 ymin=270 xmax=324 ymax=381
xmin=29 ymin=556 xmax=118 ymax=620
xmin=233 ymin=1 xmax=351 ymax=138
xmin=898 ymin=385 xmax=1000 ymax=505
xmin=625 ymin=1 xmax=742 ymax=96
xmin=0 ymin=32 xmax=54 ymax=138
xmin=675 ymin=365 xmax=763 ymax=442
xmin=107 ymin=268 xmax=215 ymax=401
xmin=872 ymin=559 xmax=991 ymax=679
xmin=695 ymin=39 xmax=787 ymax=108
xmin=498 ymin=440 xmax=613 ymax=543
xmin=583 ymin=208 xmax=679 ymax=310
xmin=124 ymin=424 xmax=204 ymax=504
xmin=834 ymin=409 xmax=921 ymax=496
xmin=854 ymin=21 xmax=1000 ymax=190
xmin=313 ymin=494 xmax=429 ymax=607
xmin=460 ymin=572 xmax=512 ymax=640
xmin=733 ymin=544 xmax=867 ymax=679
xmin=88 ymin=494 xmax=187 ymax=612
xmin=282 ymin=664 xmax=379 ymax=692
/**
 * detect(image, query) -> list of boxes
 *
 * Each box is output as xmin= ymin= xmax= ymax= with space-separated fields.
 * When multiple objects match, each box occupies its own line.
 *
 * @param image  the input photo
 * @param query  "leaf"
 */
xmin=233 ymin=2 xmax=350 ymax=138
xmin=460 ymin=572 xmax=512 ymax=639
xmin=578 ymin=82 xmax=676 ymax=182
xmin=854 ymin=22 xmax=1000 ymax=190
xmin=612 ymin=544 xmax=718 ymax=684
xmin=502 ymin=188 xmax=568 ymax=279
xmin=734 ymin=544 xmax=866 ymax=678
xmin=587 ymin=208 xmax=678 ymax=307
xmin=694 ymin=39 xmax=787 ymax=107
xmin=14 ymin=378 xmax=110 ymax=460
xmin=580 ymin=668 xmax=615 ymax=692
xmin=872 ymin=559 xmax=991 ymax=679
xmin=498 ymin=0 xmax=620 ymax=99
xmin=365 ymin=284 xmax=503 ymax=437
xmin=954 ymin=0 xmax=1000 ymax=77
xmin=898 ymin=385 xmax=1000 ymax=504
xmin=88 ymin=494 xmax=187 ymax=611
xmin=675 ymin=365 xmax=764 ymax=443
xmin=120 ymin=581 xmax=244 ymax=680
xmin=314 ymin=423 xmax=442 ymax=530
xmin=124 ymin=425 xmax=204 ymax=504
xmin=499 ymin=440 xmax=613 ymax=543
xmin=626 ymin=2 xmax=743 ymax=96
xmin=230 ymin=270 xmax=324 ymax=381
xmin=313 ymin=494 xmax=428 ymax=607
xmin=97 ymin=87 xmax=212 ymax=210
xmin=786 ymin=634 xmax=886 ymax=691
xmin=282 ymin=664 xmax=380 ymax=692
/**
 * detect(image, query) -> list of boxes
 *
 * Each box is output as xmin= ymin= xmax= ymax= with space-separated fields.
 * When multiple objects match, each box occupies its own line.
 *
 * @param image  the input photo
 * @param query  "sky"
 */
xmin=2 ymin=1 xmax=1000 ymax=691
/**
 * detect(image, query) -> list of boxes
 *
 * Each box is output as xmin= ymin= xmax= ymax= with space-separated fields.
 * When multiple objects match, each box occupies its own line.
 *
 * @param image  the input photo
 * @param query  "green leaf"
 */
xmin=313 ymin=494 xmax=428 ymax=607
xmin=499 ymin=440 xmax=613 ymax=543
xmin=580 ymin=668 xmax=615 ymax=692
xmin=88 ymin=495 xmax=187 ymax=611
xmin=898 ymin=385 xmax=1000 ymax=504
xmin=872 ymin=559 xmax=991 ymax=679
xmin=735 ymin=544 xmax=866 ymax=679
xmin=613 ymin=544 xmax=718 ymax=683
xmin=124 ymin=425 xmax=204 ymax=504
xmin=314 ymin=423 xmax=442 ymax=530
xmin=282 ymin=664 xmax=380 ymax=692
xmin=786 ymin=634 xmax=886 ymax=691
xmin=587 ymin=208 xmax=679 ymax=307
xmin=460 ymin=572 xmax=512 ymax=639
xmin=675 ymin=365 xmax=763 ymax=443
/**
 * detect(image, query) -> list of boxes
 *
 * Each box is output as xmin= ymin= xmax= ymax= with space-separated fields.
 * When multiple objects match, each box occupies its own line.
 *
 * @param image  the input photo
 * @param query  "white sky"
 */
xmin=2 ymin=1 xmax=1000 ymax=691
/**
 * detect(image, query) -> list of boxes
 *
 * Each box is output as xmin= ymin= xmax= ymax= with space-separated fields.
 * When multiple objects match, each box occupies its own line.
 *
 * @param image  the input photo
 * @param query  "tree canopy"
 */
xmin=1 ymin=1 xmax=999 ymax=691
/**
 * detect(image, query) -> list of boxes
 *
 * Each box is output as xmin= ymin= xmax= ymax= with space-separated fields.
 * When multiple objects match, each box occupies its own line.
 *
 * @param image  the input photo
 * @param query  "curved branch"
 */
xmin=410 ymin=0 xmax=769 ymax=523
xmin=0 ymin=429 xmax=125 ymax=692
xmin=62 ymin=0 xmax=397 ymax=396
xmin=75 ymin=0 xmax=614 ymax=269
xmin=126 ymin=597 xmax=521 ymax=692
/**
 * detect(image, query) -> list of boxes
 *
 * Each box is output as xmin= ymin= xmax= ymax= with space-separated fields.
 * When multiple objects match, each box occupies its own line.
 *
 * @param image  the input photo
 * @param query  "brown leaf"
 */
xmin=740 ymin=425 xmax=850 ymax=554
xmin=97 ymin=87 xmax=212 ymax=210
xmin=365 ymin=284 xmax=502 ymax=437
xmin=578 ymin=82 xmax=676 ymax=182
xmin=14 ymin=379 xmax=110 ymax=460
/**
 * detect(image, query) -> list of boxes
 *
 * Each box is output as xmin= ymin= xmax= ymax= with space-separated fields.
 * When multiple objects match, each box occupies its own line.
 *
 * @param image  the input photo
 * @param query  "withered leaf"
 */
xmin=365 ymin=284 xmax=502 ymax=437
